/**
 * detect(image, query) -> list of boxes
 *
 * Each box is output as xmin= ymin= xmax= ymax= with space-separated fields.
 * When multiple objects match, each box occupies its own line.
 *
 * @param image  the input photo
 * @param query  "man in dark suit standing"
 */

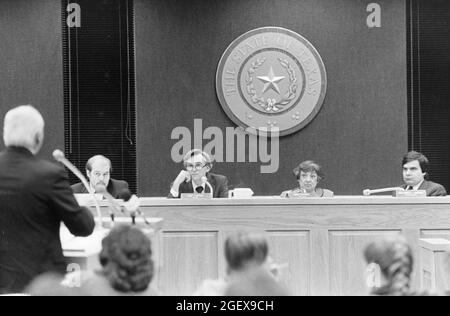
xmin=169 ymin=149 xmax=228 ymax=198
xmin=0 ymin=105 xmax=95 ymax=294
xmin=71 ymin=155 xmax=129 ymax=198
xmin=401 ymin=151 xmax=446 ymax=196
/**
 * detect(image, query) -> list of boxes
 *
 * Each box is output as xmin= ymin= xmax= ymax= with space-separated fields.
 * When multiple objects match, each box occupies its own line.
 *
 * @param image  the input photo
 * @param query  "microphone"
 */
xmin=95 ymin=184 xmax=121 ymax=224
xmin=118 ymin=189 xmax=150 ymax=225
xmin=53 ymin=149 xmax=103 ymax=228
xmin=53 ymin=150 xmax=92 ymax=194
xmin=363 ymin=187 xmax=405 ymax=196
xmin=117 ymin=189 xmax=135 ymax=224
xmin=201 ymin=176 xmax=214 ymax=198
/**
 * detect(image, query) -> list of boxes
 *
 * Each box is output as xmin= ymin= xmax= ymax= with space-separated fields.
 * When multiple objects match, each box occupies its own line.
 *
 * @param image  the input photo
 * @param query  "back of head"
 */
xmin=25 ymin=273 xmax=83 ymax=296
xmin=225 ymin=231 xmax=268 ymax=272
xmin=225 ymin=266 xmax=290 ymax=296
xmin=99 ymin=225 xmax=154 ymax=293
xmin=364 ymin=235 xmax=413 ymax=296
xmin=3 ymin=105 xmax=44 ymax=154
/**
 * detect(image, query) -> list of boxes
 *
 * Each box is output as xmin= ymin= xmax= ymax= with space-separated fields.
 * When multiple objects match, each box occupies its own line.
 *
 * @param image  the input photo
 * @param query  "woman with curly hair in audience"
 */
xmin=67 ymin=224 xmax=157 ymax=296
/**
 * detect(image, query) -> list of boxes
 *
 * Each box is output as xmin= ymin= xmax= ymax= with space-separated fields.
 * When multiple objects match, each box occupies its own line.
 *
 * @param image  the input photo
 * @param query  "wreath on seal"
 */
xmin=246 ymin=57 xmax=298 ymax=113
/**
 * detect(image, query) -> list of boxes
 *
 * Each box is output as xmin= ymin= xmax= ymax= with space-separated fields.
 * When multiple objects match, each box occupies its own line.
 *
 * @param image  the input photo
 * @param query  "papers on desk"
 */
xmin=61 ymin=225 xmax=108 ymax=257
xmin=74 ymin=193 xmax=104 ymax=205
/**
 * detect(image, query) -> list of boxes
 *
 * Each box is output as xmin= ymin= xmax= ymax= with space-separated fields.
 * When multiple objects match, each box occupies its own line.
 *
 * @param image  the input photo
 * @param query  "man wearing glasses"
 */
xmin=169 ymin=149 xmax=229 ymax=198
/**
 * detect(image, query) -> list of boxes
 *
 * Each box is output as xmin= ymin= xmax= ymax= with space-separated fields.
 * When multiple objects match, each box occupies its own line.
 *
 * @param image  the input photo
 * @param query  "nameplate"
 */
xmin=180 ymin=193 xmax=213 ymax=199
xmin=393 ymin=190 xmax=427 ymax=197
xmin=287 ymin=192 xmax=314 ymax=198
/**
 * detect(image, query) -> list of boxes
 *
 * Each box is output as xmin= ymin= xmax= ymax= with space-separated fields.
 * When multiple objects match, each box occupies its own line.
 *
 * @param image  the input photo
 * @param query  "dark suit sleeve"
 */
xmin=70 ymin=182 xmax=83 ymax=194
xmin=116 ymin=179 xmax=129 ymax=193
xmin=430 ymin=184 xmax=447 ymax=196
xmin=217 ymin=176 xmax=229 ymax=198
xmin=50 ymin=167 xmax=95 ymax=236
xmin=110 ymin=179 xmax=130 ymax=198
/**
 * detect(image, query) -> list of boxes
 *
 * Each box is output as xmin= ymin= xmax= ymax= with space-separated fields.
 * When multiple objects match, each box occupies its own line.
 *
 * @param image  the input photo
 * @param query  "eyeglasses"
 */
xmin=299 ymin=173 xmax=318 ymax=180
xmin=185 ymin=163 xmax=206 ymax=171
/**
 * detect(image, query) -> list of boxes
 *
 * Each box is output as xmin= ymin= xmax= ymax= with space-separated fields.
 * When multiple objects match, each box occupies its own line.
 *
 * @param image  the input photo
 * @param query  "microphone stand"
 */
xmin=53 ymin=150 xmax=103 ymax=228
xmin=95 ymin=185 xmax=122 ymax=226
xmin=102 ymin=189 xmax=150 ymax=226
xmin=201 ymin=176 xmax=214 ymax=198
xmin=363 ymin=187 xmax=404 ymax=196
xmin=122 ymin=195 xmax=151 ymax=226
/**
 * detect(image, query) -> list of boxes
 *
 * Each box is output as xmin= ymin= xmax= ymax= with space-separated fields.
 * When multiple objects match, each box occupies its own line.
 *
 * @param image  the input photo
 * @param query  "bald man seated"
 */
xmin=71 ymin=155 xmax=129 ymax=198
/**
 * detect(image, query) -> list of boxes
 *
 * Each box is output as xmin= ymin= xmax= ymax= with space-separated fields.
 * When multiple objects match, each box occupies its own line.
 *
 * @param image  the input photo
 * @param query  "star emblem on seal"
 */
xmin=216 ymin=27 xmax=327 ymax=136
xmin=257 ymin=67 xmax=285 ymax=95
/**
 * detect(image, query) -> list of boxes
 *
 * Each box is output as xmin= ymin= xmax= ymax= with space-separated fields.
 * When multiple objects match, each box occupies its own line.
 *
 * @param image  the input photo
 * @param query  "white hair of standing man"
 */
xmin=3 ymin=105 xmax=45 ymax=155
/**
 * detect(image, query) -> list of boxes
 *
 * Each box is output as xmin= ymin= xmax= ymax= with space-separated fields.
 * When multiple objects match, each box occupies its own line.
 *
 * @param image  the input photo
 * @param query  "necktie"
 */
xmin=196 ymin=186 xmax=204 ymax=193
xmin=407 ymin=186 xmax=413 ymax=190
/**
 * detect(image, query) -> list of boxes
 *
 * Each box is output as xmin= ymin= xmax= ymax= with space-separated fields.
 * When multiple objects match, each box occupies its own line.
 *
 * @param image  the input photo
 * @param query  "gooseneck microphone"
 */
xmin=95 ymin=184 xmax=121 ymax=224
xmin=53 ymin=150 xmax=91 ymax=193
xmin=118 ymin=189 xmax=150 ymax=225
xmin=363 ymin=187 xmax=405 ymax=196
xmin=53 ymin=149 xmax=103 ymax=228
xmin=201 ymin=176 xmax=214 ymax=198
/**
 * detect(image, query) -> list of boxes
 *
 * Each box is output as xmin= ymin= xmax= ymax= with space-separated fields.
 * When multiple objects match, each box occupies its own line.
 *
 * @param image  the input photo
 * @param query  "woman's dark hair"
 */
xmin=293 ymin=160 xmax=324 ymax=180
xmin=99 ymin=225 xmax=154 ymax=293
xmin=364 ymin=235 xmax=413 ymax=296
xmin=224 ymin=231 xmax=268 ymax=271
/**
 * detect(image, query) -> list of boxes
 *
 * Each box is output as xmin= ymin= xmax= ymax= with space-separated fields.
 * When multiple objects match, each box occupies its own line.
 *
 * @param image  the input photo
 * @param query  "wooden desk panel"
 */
xmin=419 ymin=238 xmax=450 ymax=293
xmin=91 ymin=196 xmax=450 ymax=295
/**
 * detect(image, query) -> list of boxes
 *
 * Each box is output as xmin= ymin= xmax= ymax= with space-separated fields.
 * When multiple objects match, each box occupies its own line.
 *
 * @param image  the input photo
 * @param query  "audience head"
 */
xmin=223 ymin=231 xmax=290 ymax=296
xmin=86 ymin=155 xmax=112 ymax=189
xmin=225 ymin=231 xmax=269 ymax=273
xmin=182 ymin=149 xmax=213 ymax=182
xmin=99 ymin=224 xmax=154 ymax=293
xmin=224 ymin=267 xmax=290 ymax=296
xmin=292 ymin=160 xmax=323 ymax=193
xmin=25 ymin=273 xmax=83 ymax=296
xmin=3 ymin=105 xmax=45 ymax=155
xmin=402 ymin=151 xmax=429 ymax=186
xmin=364 ymin=234 xmax=413 ymax=296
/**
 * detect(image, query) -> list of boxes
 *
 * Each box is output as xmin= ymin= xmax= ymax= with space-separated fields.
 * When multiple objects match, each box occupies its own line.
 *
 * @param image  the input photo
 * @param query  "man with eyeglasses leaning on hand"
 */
xmin=168 ymin=149 xmax=229 ymax=198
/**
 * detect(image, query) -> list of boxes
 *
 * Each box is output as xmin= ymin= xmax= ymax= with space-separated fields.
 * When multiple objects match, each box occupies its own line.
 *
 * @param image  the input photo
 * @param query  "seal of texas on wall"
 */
xmin=216 ymin=26 xmax=327 ymax=136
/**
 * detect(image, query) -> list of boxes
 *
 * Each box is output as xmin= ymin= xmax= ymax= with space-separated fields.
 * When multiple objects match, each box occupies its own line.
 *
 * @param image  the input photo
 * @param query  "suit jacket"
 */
xmin=0 ymin=147 xmax=95 ymax=293
xmin=401 ymin=180 xmax=447 ymax=196
xmin=168 ymin=173 xmax=229 ymax=198
xmin=71 ymin=178 xmax=130 ymax=199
